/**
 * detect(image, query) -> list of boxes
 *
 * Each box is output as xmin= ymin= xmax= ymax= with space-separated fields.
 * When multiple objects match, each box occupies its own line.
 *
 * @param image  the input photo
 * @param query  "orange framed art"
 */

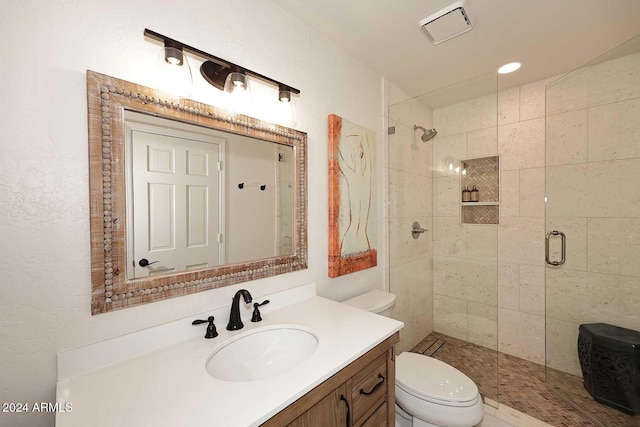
xmin=328 ymin=114 xmax=377 ymax=278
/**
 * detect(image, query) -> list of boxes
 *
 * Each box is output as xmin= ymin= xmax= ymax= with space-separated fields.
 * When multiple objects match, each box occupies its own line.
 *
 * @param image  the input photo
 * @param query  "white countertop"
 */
xmin=56 ymin=293 xmax=403 ymax=427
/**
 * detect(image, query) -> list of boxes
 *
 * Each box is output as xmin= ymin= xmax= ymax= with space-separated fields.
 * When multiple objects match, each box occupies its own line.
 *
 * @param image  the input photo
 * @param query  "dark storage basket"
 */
xmin=578 ymin=323 xmax=640 ymax=415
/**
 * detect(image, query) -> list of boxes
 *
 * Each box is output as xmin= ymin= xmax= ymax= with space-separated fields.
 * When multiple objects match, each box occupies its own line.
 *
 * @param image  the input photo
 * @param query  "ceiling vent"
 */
xmin=419 ymin=0 xmax=474 ymax=45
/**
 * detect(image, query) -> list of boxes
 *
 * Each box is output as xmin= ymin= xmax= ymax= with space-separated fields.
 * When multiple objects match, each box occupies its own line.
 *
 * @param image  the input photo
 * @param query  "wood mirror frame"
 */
xmin=87 ymin=71 xmax=307 ymax=314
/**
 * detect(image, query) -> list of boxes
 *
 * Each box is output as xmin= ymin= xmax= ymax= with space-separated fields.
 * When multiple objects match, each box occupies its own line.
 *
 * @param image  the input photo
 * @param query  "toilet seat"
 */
xmin=396 ymin=352 xmax=479 ymax=407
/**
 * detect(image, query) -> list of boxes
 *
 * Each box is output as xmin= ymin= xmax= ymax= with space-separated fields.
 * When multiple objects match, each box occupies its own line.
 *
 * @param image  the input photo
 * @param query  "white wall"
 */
xmin=0 ymin=2 xmax=386 ymax=426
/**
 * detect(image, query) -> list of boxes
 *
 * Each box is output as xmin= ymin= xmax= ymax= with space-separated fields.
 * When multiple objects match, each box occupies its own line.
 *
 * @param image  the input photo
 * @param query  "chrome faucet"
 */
xmin=226 ymin=289 xmax=253 ymax=331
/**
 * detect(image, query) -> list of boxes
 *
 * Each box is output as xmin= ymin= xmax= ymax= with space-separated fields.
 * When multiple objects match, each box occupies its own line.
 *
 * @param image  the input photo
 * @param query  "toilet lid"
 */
xmin=396 ymin=352 xmax=478 ymax=404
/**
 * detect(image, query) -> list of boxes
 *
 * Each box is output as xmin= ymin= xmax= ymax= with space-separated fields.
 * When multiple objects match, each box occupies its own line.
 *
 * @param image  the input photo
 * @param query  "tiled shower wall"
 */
xmin=386 ymin=99 xmax=434 ymax=353
xmin=544 ymin=51 xmax=640 ymax=376
xmin=431 ymin=92 xmax=501 ymax=351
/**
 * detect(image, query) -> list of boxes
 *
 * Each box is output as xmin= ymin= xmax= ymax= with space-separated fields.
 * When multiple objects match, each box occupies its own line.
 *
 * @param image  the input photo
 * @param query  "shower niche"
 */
xmin=460 ymin=155 xmax=499 ymax=224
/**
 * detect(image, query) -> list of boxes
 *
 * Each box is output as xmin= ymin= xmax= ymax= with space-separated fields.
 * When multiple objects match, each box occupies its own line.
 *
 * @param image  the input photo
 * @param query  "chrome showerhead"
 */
xmin=413 ymin=125 xmax=438 ymax=142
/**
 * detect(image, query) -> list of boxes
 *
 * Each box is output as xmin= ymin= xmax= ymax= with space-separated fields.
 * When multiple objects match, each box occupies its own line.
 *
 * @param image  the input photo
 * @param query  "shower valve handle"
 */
xmin=411 ymin=222 xmax=427 ymax=239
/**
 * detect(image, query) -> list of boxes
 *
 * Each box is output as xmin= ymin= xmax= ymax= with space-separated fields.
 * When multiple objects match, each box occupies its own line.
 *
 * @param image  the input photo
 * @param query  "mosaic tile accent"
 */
xmin=461 ymin=155 xmax=499 ymax=224
xmin=410 ymin=332 xmax=640 ymax=427
xmin=462 ymin=205 xmax=499 ymax=224
xmin=462 ymin=156 xmax=499 ymax=202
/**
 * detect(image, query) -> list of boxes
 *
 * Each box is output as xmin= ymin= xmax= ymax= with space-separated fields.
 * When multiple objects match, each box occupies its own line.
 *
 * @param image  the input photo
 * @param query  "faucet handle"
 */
xmin=251 ymin=300 xmax=270 ymax=323
xmin=192 ymin=316 xmax=218 ymax=339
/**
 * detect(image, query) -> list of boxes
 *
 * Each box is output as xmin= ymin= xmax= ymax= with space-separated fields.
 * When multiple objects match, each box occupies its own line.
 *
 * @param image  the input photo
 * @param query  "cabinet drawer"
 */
xmin=351 ymin=353 xmax=387 ymax=423
xmin=361 ymin=403 xmax=387 ymax=427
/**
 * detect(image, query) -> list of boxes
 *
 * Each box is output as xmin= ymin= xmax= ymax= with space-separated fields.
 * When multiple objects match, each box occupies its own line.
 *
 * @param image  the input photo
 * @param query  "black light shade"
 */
xmin=279 ymin=89 xmax=292 ymax=102
xmin=163 ymin=39 xmax=184 ymax=66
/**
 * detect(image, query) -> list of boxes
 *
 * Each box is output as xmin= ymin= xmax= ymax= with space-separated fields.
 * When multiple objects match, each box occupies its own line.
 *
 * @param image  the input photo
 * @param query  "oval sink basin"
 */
xmin=206 ymin=325 xmax=319 ymax=382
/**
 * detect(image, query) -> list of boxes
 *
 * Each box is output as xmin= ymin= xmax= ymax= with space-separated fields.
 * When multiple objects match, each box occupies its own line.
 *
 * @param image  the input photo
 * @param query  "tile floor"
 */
xmin=410 ymin=332 xmax=640 ymax=427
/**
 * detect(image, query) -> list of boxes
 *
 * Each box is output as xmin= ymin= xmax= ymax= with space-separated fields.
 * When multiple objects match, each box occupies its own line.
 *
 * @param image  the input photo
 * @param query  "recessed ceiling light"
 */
xmin=498 ymin=62 xmax=522 ymax=74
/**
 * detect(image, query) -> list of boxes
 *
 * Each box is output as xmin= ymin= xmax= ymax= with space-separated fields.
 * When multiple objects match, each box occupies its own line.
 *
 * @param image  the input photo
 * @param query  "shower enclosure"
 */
xmin=387 ymin=32 xmax=640 ymax=426
xmin=543 ymin=35 xmax=640 ymax=426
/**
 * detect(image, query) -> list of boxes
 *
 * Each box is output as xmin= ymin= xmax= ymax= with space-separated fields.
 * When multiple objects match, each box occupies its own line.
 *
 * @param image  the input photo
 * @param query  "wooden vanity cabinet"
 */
xmin=262 ymin=332 xmax=399 ymax=427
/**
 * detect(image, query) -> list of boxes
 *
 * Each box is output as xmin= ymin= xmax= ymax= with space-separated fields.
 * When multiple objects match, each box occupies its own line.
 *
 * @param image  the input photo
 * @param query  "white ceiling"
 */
xmin=272 ymin=0 xmax=640 ymax=102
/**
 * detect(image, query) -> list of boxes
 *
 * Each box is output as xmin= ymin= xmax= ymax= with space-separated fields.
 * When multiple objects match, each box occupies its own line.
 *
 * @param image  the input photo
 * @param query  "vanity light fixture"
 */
xmin=144 ymin=28 xmax=300 ymax=104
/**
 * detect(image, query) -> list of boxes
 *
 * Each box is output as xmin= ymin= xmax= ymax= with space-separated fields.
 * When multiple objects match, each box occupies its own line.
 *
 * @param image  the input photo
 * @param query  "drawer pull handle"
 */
xmin=340 ymin=394 xmax=350 ymax=427
xmin=359 ymin=373 xmax=385 ymax=395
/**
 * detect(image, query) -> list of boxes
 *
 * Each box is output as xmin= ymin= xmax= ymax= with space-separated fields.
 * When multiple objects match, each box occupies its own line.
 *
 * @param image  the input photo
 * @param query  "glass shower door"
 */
xmin=544 ymin=35 xmax=640 ymax=426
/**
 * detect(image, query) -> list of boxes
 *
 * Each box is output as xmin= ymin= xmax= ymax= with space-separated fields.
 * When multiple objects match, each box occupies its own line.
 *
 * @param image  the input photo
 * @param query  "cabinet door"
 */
xmin=361 ymin=403 xmax=387 ymax=427
xmin=287 ymin=383 xmax=350 ymax=427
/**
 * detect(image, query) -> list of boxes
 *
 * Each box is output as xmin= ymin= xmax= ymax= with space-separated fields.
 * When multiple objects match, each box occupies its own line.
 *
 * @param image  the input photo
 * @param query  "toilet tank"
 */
xmin=342 ymin=290 xmax=396 ymax=317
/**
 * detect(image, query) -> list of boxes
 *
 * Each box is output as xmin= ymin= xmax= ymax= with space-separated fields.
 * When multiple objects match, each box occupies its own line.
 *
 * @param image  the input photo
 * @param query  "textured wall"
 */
xmin=0 ymin=2 xmax=385 ymax=426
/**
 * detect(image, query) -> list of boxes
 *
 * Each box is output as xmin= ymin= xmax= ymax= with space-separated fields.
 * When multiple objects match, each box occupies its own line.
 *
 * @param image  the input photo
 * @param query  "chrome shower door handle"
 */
xmin=545 ymin=230 xmax=566 ymax=266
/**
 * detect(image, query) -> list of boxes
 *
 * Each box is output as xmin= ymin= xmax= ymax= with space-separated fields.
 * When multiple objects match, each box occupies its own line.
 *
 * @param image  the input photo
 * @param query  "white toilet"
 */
xmin=343 ymin=290 xmax=484 ymax=427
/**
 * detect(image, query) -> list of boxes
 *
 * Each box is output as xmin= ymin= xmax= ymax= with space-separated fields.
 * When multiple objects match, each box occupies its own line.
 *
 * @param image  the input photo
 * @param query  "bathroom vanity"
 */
xmin=56 ymin=284 xmax=403 ymax=426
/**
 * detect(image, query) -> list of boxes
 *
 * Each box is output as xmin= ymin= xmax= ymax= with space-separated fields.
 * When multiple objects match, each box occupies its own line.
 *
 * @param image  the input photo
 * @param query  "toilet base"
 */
xmin=395 ymin=404 xmax=435 ymax=426
xmin=395 ymin=399 xmax=483 ymax=427
xmin=396 ymin=404 xmax=452 ymax=427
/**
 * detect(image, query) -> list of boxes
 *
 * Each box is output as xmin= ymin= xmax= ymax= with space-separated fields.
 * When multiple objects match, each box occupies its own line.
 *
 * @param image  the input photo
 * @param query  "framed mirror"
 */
xmin=87 ymin=71 xmax=307 ymax=314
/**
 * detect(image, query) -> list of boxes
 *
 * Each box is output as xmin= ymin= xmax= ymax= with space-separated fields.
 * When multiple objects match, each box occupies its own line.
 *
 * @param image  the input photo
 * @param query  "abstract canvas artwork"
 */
xmin=328 ymin=114 xmax=377 ymax=278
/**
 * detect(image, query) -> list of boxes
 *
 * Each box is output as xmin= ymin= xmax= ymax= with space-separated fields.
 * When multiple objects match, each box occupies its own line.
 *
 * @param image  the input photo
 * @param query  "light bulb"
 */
xmin=156 ymin=47 xmax=192 ymax=98
xmin=223 ymin=72 xmax=252 ymax=114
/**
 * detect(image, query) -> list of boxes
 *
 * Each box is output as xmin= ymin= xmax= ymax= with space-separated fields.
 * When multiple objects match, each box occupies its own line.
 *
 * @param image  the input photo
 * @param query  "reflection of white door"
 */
xmin=129 ymin=128 xmax=224 ymax=278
